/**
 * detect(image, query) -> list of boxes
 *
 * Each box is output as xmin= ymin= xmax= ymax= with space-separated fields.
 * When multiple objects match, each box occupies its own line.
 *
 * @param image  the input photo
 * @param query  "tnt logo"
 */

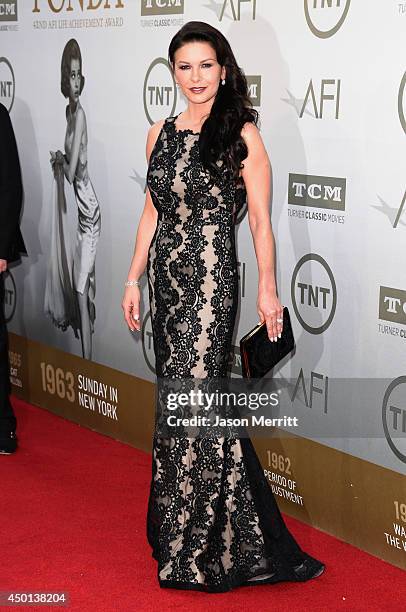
xmin=382 ymin=377 xmax=406 ymax=463
xmin=0 ymin=57 xmax=15 ymax=113
xmin=304 ymin=0 xmax=351 ymax=38
xmin=312 ymin=0 xmax=341 ymax=5
xmin=399 ymin=72 xmax=406 ymax=135
xmin=4 ymin=270 xmax=16 ymax=323
xmin=143 ymin=57 xmax=177 ymax=126
xmin=291 ymin=253 xmax=337 ymax=334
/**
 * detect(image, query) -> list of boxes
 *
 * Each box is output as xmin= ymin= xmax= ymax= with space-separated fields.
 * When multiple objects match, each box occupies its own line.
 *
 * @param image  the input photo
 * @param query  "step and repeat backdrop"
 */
xmin=1 ymin=0 xmax=405 ymax=570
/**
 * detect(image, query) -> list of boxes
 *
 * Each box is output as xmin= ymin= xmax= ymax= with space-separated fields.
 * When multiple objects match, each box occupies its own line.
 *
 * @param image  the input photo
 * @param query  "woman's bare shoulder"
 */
xmin=148 ymin=119 xmax=166 ymax=139
xmin=146 ymin=119 xmax=166 ymax=159
xmin=241 ymin=121 xmax=261 ymax=142
xmin=241 ymin=121 xmax=267 ymax=159
xmin=76 ymin=105 xmax=86 ymax=125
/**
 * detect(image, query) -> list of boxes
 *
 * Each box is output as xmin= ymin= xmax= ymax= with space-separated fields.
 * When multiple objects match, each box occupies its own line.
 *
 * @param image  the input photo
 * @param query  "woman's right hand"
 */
xmin=50 ymin=150 xmax=60 ymax=178
xmin=122 ymin=286 xmax=141 ymax=332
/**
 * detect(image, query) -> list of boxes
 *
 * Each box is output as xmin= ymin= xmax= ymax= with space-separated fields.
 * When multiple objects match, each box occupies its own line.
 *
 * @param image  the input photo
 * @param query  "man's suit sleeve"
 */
xmin=0 ymin=103 xmax=23 ymax=260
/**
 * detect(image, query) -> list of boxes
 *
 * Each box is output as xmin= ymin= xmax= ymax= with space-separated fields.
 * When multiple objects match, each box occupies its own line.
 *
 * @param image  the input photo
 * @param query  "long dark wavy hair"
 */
xmin=168 ymin=21 xmax=258 ymax=182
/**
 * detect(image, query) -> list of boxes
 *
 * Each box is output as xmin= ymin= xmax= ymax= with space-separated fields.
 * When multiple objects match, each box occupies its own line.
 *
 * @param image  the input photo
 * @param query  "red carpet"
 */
xmin=1 ymin=397 xmax=405 ymax=611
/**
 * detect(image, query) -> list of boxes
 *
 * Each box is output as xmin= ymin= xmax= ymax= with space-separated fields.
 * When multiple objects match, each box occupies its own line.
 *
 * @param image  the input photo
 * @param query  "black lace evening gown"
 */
xmin=145 ymin=115 xmax=325 ymax=592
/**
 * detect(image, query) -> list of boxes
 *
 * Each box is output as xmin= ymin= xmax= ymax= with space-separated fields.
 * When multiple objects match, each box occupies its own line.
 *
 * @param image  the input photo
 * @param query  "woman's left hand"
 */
xmin=55 ymin=150 xmax=65 ymax=164
xmin=257 ymin=289 xmax=284 ymax=342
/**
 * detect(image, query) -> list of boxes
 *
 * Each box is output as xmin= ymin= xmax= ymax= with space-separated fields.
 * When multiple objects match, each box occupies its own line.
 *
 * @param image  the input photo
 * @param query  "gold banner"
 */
xmin=9 ymin=332 xmax=155 ymax=452
xmin=9 ymin=332 xmax=406 ymax=571
xmin=254 ymin=435 xmax=406 ymax=571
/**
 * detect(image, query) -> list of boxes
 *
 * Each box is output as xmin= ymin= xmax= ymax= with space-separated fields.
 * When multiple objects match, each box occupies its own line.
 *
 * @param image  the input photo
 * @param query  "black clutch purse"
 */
xmin=239 ymin=306 xmax=295 ymax=379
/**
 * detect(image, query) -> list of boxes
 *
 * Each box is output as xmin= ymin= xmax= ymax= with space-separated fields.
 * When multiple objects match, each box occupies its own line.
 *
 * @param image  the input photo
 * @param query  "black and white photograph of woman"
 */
xmin=45 ymin=38 xmax=101 ymax=361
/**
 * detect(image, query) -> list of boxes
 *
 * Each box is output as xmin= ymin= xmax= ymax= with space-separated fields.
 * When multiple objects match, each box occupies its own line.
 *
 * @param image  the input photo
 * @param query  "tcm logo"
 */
xmin=0 ymin=0 xmax=17 ymax=20
xmin=32 ymin=0 xmax=124 ymax=12
xmin=291 ymin=253 xmax=337 ymax=334
xmin=288 ymin=173 xmax=346 ymax=211
xmin=399 ymin=71 xmax=406 ymax=135
xmin=141 ymin=0 xmax=183 ymax=15
xmin=143 ymin=57 xmax=177 ymax=125
xmin=141 ymin=310 xmax=156 ymax=374
xmin=382 ymin=377 xmax=406 ymax=463
xmin=246 ymin=75 xmax=261 ymax=107
xmin=304 ymin=0 xmax=351 ymax=38
xmin=0 ymin=57 xmax=15 ymax=112
xmin=219 ymin=0 xmax=256 ymax=21
xmin=379 ymin=286 xmax=406 ymax=326
xmin=4 ymin=270 xmax=16 ymax=323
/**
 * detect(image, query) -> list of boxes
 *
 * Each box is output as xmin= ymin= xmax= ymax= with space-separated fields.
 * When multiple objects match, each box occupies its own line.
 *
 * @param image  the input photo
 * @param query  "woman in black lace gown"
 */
xmin=123 ymin=21 xmax=325 ymax=593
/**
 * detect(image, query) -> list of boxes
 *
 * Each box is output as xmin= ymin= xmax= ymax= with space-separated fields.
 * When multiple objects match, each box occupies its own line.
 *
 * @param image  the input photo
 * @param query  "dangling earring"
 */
xmin=221 ymin=78 xmax=226 ymax=86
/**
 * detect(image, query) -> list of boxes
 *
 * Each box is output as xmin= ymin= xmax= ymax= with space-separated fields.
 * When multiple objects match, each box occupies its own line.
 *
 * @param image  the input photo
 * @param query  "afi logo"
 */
xmin=219 ymin=0 xmax=256 ymax=21
xmin=292 ymin=368 xmax=329 ymax=413
xmin=32 ymin=0 xmax=124 ymax=12
xmin=301 ymin=79 xmax=341 ymax=119
xmin=372 ymin=188 xmax=406 ymax=229
xmin=141 ymin=0 xmax=183 ymax=15
xmin=394 ymin=189 xmax=406 ymax=228
xmin=304 ymin=0 xmax=351 ymax=38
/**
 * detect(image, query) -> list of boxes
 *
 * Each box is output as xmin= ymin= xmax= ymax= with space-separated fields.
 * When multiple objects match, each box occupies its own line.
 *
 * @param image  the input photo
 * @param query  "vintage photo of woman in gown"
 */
xmin=122 ymin=22 xmax=325 ymax=592
xmin=45 ymin=38 xmax=101 ymax=361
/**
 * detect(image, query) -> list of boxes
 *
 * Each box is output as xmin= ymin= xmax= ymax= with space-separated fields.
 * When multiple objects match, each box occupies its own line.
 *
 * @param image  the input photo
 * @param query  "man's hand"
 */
xmin=0 ymin=259 xmax=8 ymax=273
